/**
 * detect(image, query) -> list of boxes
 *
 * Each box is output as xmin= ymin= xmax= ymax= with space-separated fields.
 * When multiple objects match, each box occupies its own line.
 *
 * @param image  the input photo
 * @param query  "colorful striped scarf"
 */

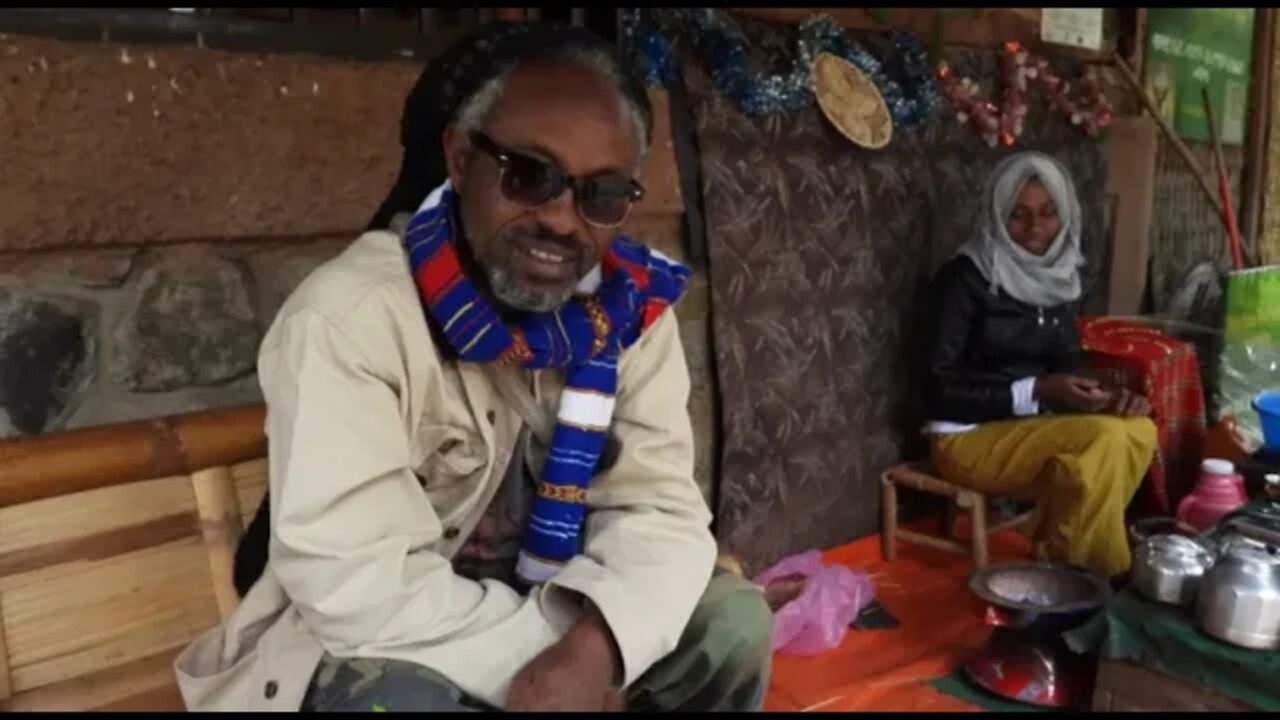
xmin=402 ymin=182 xmax=690 ymax=585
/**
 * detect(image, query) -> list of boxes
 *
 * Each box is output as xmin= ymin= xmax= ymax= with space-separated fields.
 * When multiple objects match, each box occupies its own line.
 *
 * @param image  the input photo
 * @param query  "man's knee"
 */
xmin=304 ymin=655 xmax=478 ymax=712
xmin=685 ymin=572 xmax=773 ymax=672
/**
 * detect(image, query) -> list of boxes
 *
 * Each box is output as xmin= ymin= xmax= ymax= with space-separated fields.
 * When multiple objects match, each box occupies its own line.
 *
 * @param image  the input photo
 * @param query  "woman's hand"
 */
xmin=1105 ymin=387 xmax=1153 ymax=417
xmin=1035 ymin=374 xmax=1111 ymax=413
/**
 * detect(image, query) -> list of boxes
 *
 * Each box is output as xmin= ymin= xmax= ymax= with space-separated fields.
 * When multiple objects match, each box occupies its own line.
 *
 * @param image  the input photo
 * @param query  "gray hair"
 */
xmin=452 ymin=46 xmax=651 ymax=160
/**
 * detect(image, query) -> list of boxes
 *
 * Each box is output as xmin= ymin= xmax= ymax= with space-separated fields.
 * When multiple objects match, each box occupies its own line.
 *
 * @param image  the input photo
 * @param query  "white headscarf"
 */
xmin=957 ymin=151 xmax=1086 ymax=307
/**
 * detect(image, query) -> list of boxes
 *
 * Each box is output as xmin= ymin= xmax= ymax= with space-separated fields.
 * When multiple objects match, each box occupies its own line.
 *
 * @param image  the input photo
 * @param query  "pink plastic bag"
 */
xmin=754 ymin=549 xmax=875 ymax=657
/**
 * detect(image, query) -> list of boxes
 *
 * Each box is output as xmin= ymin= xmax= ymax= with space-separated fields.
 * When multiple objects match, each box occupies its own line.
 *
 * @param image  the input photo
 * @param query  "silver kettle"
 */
xmin=1196 ymin=536 xmax=1280 ymax=651
xmin=1132 ymin=534 xmax=1215 ymax=607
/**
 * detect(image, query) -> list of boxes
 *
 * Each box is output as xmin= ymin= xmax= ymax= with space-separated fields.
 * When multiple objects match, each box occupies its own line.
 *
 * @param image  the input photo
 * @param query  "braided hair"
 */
xmin=367 ymin=21 xmax=654 ymax=230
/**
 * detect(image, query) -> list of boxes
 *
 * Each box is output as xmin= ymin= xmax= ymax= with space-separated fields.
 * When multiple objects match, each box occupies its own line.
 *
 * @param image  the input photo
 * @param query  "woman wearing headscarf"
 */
xmin=923 ymin=151 xmax=1157 ymax=580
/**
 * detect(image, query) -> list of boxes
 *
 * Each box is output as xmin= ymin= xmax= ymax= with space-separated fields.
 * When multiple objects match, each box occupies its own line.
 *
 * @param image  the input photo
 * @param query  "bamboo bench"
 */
xmin=0 ymin=404 xmax=269 ymax=712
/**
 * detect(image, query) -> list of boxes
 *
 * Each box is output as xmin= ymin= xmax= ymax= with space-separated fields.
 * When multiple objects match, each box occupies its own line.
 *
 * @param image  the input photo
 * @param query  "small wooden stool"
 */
xmin=881 ymin=462 xmax=1042 ymax=568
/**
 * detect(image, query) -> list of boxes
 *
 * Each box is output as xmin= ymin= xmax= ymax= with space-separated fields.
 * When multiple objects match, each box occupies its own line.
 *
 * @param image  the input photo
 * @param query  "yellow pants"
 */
xmin=930 ymin=415 xmax=1158 ymax=578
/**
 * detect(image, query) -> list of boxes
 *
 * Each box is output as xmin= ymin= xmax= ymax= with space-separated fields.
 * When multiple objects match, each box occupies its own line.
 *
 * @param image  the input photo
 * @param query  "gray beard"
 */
xmin=487 ymin=265 xmax=574 ymax=314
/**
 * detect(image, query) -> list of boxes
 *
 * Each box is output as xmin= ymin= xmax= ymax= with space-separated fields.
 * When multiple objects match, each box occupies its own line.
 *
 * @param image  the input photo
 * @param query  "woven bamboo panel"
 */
xmin=0 ymin=457 xmax=271 ymax=710
xmin=0 ymin=475 xmax=198 ymax=578
xmin=0 ymin=403 xmax=269 ymax=709
xmin=1 ymin=647 xmax=186 ymax=712
xmin=1 ymin=537 xmax=218 ymax=694
xmin=1149 ymin=134 xmax=1244 ymax=312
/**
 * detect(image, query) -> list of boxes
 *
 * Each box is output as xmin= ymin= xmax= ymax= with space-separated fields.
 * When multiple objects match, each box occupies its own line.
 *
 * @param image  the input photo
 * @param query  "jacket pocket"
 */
xmin=175 ymin=626 xmax=267 ymax=711
xmin=175 ymin=604 xmax=324 ymax=712
xmin=413 ymin=423 xmax=486 ymax=488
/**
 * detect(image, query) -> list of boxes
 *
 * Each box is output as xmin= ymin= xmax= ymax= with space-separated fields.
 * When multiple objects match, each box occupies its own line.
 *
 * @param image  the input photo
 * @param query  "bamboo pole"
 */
xmin=0 ymin=604 xmax=11 ymax=700
xmin=0 ymin=404 xmax=267 ymax=508
xmin=191 ymin=466 xmax=246 ymax=621
xmin=1202 ymin=86 xmax=1247 ymax=269
xmin=1111 ymin=53 xmax=1225 ymax=218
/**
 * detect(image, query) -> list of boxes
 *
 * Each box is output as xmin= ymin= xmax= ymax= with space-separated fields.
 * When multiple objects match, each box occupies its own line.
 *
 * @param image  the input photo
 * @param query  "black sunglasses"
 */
xmin=469 ymin=131 xmax=645 ymax=228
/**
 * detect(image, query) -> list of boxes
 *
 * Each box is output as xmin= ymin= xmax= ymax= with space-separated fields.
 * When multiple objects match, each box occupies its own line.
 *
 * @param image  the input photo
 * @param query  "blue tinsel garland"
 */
xmin=620 ymin=9 xmax=940 ymax=129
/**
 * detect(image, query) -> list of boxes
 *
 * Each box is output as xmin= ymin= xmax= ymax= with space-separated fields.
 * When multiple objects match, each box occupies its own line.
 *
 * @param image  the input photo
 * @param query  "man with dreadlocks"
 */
xmin=173 ymin=22 xmax=771 ymax=713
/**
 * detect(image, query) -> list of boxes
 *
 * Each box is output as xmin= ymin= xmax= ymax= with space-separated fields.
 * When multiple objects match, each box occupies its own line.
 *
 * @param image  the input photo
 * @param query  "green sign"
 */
xmin=1144 ymin=8 xmax=1255 ymax=145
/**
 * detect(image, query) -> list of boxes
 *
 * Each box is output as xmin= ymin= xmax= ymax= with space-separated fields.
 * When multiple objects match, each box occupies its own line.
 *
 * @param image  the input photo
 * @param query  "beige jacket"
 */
xmin=173 ymin=231 xmax=716 ymax=710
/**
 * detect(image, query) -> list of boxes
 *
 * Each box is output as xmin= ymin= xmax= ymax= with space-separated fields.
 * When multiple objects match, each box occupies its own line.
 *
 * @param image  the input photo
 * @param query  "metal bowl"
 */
xmin=965 ymin=628 xmax=1096 ymax=708
xmin=969 ymin=562 xmax=1112 ymax=615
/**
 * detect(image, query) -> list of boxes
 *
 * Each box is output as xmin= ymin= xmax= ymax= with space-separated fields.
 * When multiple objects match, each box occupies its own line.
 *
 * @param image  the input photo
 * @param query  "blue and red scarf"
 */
xmin=402 ymin=182 xmax=690 ymax=585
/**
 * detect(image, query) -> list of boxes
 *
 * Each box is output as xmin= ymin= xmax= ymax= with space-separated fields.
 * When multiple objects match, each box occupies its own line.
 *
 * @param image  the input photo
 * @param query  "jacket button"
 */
xmin=486 ymin=410 xmax=497 ymax=425
xmin=444 ymin=526 xmax=461 ymax=540
xmin=264 ymin=680 xmax=279 ymax=699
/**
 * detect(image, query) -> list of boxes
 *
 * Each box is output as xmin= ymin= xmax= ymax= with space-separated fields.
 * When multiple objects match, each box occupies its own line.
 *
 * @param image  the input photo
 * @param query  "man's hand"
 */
xmin=505 ymin=610 xmax=623 ymax=712
xmin=1105 ymin=387 xmax=1153 ymax=417
xmin=1035 ymin=374 xmax=1111 ymax=413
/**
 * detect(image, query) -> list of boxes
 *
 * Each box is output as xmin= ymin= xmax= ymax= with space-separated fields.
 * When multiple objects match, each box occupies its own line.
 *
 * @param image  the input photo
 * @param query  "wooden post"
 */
xmin=1241 ymin=8 xmax=1276 ymax=256
xmin=493 ymin=8 xmax=527 ymax=23
xmin=970 ymin=493 xmax=989 ymax=569
xmin=881 ymin=475 xmax=898 ymax=561
xmin=1113 ymin=53 xmax=1225 ymax=218
xmin=417 ymin=8 xmax=435 ymax=35
xmin=191 ymin=466 xmax=246 ymax=621
xmin=1130 ymin=8 xmax=1148 ymax=80
xmin=0 ymin=602 xmax=11 ymax=700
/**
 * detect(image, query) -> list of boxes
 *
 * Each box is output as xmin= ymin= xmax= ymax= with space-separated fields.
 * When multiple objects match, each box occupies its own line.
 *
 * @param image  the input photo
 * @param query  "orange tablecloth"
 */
xmin=763 ymin=527 xmax=1033 ymax=712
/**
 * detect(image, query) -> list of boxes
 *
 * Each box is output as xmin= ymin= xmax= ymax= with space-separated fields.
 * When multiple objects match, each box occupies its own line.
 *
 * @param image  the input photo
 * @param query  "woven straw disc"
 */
xmin=813 ymin=51 xmax=893 ymax=150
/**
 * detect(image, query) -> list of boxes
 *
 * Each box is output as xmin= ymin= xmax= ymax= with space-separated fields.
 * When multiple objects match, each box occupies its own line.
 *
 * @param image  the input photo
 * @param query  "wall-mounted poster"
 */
xmin=1041 ymin=8 xmax=1104 ymax=51
xmin=1144 ymin=8 xmax=1255 ymax=145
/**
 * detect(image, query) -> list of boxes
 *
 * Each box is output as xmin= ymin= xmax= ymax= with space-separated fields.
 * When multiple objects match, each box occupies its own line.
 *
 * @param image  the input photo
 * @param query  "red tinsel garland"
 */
xmin=935 ymin=41 xmax=1114 ymax=147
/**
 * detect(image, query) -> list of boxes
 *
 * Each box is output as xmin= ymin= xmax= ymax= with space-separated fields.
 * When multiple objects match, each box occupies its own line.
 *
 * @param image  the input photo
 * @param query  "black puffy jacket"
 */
xmin=924 ymin=255 xmax=1084 ymax=424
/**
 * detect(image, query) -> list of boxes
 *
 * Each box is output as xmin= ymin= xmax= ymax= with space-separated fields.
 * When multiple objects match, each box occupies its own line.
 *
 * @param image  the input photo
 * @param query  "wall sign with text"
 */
xmin=1144 ymin=8 xmax=1255 ymax=145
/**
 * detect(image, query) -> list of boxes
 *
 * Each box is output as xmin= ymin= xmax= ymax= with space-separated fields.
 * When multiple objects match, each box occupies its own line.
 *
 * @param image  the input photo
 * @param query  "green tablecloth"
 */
xmin=1064 ymin=589 xmax=1280 ymax=711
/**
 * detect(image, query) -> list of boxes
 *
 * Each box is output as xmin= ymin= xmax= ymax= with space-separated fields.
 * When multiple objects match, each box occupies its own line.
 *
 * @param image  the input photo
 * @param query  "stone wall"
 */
xmin=0 ymin=239 xmax=343 ymax=436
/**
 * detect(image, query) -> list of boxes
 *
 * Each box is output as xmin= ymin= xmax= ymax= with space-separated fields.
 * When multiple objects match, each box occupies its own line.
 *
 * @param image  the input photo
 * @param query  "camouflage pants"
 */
xmin=301 ymin=570 xmax=773 ymax=712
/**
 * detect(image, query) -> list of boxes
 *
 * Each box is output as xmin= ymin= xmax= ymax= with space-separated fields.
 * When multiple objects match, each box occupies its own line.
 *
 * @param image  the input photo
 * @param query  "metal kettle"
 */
xmin=1196 ymin=536 xmax=1280 ymax=651
xmin=1132 ymin=534 xmax=1215 ymax=607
